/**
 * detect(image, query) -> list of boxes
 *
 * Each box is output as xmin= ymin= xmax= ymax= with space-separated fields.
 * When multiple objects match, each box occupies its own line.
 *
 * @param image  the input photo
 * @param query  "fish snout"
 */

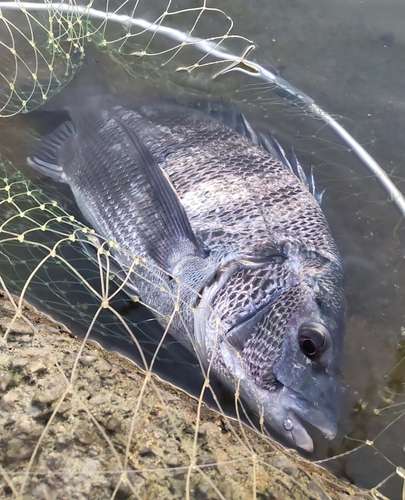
xmin=270 ymin=385 xmax=338 ymax=452
xmin=218 ymin=340 xmax=340 ymax=452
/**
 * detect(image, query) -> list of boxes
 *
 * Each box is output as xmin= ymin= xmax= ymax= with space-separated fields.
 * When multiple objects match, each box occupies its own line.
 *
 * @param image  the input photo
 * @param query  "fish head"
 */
xmin=194 ymin=252 xmax=346 ymax=452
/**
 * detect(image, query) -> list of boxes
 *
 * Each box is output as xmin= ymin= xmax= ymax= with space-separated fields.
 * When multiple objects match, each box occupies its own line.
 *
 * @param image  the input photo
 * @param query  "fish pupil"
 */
xmin=298 ymin=321 xmax=329 ymax=358
xmin=300 ymin=337 xmax=317 ymax=356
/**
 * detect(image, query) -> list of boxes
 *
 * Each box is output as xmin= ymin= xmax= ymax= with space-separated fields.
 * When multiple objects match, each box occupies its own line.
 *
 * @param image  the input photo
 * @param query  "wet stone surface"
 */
xmin=0 ymin=293 xmax=372 ymax=499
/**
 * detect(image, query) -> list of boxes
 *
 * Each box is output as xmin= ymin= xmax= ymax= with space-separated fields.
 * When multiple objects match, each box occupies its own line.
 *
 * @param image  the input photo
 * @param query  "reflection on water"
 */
xmin=0 ymin=0 xmax=404 ymax=498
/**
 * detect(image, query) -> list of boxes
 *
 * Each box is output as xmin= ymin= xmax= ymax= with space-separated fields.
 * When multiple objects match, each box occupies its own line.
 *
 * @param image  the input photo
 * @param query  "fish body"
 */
xmin=28 ymin=92 xmax=346 ymax=452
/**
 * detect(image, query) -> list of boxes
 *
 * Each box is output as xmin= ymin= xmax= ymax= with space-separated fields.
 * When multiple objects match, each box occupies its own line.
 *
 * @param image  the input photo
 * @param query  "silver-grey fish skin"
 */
xmin=28 ymin=96 xmax=346 ymax=452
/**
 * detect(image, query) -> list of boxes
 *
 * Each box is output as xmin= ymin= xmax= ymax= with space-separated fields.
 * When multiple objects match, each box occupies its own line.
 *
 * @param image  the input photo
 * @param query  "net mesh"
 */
xmin=0 ymin=0 xmax=257 ymax=117
xmin=0 ymin=163 xmax=377 ymax=500
xmin=0 ymin=1 xmax=404 ymax=500
xmin=0 ymin=1 xmax=85 ymax=116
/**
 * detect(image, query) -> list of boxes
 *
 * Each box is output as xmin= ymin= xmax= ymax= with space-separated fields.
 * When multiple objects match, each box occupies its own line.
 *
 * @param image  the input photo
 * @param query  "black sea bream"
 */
xmin=28 ymin=91 xmax=346 ymax=452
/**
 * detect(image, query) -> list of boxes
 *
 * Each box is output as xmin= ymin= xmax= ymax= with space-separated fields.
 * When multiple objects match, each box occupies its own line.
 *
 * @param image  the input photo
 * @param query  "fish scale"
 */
xmin=124 ymin=108 xmax=338 ymax=262
xmin=27 ymin=88 xmax=346 ymax=452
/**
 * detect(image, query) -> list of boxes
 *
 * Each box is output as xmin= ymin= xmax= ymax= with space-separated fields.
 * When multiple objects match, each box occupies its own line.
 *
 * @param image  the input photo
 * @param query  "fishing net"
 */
xmin=0 ymin=0 xmax=257 ymax=117
xmin=0 ymin=161 xmax=376 ymax=500
xmin=0 ymin=1 xmax=405 ymax=499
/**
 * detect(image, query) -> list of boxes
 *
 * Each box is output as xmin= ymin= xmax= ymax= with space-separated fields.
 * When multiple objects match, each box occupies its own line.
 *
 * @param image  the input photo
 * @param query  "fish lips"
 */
xmin=272 ymin=384 xmax=338 ymax=452
xmin=239 ymin=370 xmax=339 ymax=453
xmin=260 ymin=343 xmax=342 ymax=451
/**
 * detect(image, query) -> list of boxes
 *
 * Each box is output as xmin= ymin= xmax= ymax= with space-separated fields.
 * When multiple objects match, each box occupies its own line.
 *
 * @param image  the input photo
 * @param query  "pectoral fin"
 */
xmin=114 ymin=113 xmax=208 ymax=273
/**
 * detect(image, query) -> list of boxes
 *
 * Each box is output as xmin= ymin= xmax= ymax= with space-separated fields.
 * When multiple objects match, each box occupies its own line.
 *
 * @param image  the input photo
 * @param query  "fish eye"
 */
xmin=298 ymin=321 xmax=330 ymax=358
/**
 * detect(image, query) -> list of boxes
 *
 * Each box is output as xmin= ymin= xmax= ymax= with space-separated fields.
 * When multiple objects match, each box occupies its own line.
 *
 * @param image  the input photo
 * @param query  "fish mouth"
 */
xmin=273 ymin=384 xmax=338 ymax=452
xmin=217 ymin=340 xmax=339 ymax=452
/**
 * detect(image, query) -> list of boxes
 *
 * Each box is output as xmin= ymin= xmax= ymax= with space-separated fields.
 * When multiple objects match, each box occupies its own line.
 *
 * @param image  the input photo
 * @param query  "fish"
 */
xmin=27 ymin=86 xmax=346 ymax=452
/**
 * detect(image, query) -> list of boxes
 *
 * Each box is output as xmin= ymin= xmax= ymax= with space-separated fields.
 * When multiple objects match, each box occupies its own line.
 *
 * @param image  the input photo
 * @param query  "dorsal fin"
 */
xmin=190 ymin=100 xmax=325 ymax=204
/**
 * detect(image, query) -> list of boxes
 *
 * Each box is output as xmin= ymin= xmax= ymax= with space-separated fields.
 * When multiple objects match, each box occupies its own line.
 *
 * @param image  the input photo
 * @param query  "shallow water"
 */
xmin=0 ymin=0 xmax=404 ymax=498
xmin=217 ymin=1 xmax=405 ymax=494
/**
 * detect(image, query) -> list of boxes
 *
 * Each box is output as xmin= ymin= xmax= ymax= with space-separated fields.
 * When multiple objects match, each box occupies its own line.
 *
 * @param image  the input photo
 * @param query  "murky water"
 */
xmin=218 ymin=1 xmax=405 ymax=494
xmin=0 ymin=0 xmax=404 ymax=498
